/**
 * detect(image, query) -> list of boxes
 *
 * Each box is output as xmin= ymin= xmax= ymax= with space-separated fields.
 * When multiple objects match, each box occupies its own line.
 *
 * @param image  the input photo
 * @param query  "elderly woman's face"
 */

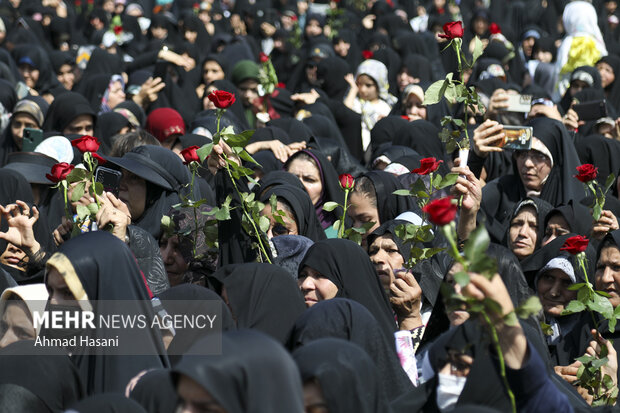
xmin=515 ymin=138 xmax=552 ymax=193
xmin=537 ymin=268 xmax=576 ymax=317
xmin=159 ymin=234 xmax=189 ymax=286
xmin=286 ymin=158 xmax=323 ymax=205
xmin=298 ymin=266 xmax=338 ymax=307
xmin=0 ymin=300 xmax=36 ymax=348
xmin=118 ymin=169 xmax=147 ymax=220
xmin=368 ymin=234 xmax=404 ymax=293
xmin=542 ymin=214 xmax=570 ymax=246
xmin=508 ymin=205 xmax=538 ymax=260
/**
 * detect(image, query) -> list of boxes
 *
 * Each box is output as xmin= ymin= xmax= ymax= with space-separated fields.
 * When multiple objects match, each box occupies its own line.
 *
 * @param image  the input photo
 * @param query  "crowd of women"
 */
xmin=1 ymin=0 xmax=620 ymax=411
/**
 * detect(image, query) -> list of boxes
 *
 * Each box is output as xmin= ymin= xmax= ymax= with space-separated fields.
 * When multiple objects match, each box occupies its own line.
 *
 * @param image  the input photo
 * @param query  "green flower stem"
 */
xmin=62 ymin=181 xmax=72 ymax=222
xmin=441 ymin=222 xmax=466 ymax=268
xmin=578 ymin=252 xmax=600 ymax=331
xmin=481 ymin=310 xmax=517 ymax=413
xmin=87 ymin=152 xmax=101 ymax=209
xmin=339 ymin=189 xmax=349 ymax=238
xmin=453 ymin=38 xmax=463 ymax=74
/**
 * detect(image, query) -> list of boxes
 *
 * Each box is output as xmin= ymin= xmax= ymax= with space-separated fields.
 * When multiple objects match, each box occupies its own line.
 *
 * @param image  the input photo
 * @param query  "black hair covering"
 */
xmin=0 ymin=383 xmax=50 ymax=412
xmin=42 ymin=92 xmax=96 ymax=133
xmin=254 ymin=170 xmax=305 ymax=195
xmin=67 ymin=393 xmax=148 ymax=412
xmin=400 ymin=53 xmax=433 ymax=84
xmin=370 ymin=116 xmax=410 ymax=153
xmin=315 ymin=56 xmax=351 ymax=101
xmin=159 ymin=284 xmax=234 ymax=366
xmin=503 ymin=197 xmax=553 ymax=253
xmin=0 ymin=340 xmax=84 ymax=412
xmin=106 ymin=145 xmax=192 ymax=239
xmin=44 ymin=231 xmax=168 ymax=395
xmin=576 ymin=134 xmax=620 ymax=188
xmin=542 ymin=200 xmax=592 ymax=239
xmin=299 ymin=238 xmax=397 ymax=341
xmin=249 ymin=125 xmax=291 ymax=144
xmin=285 ymin=149 xmax=346 ymax=228
xmin=293 ymin=338 xmax=392 ymax=413
xmin=560 ymin=65 xmax=603 ymax=113
xmin=268 ymin=118 xmax=314 ymax=142
xmin=95 ymin=111 xmax=132 ymax=155
xmin=11 ymin=45 xmax=61 ymax=95
xmin=172 ymin=329 xmax=304 ymax=413
xmin=361 ymin=170 xmax=417 ymax=224
xmin=481 ymin=117 xmax=586 ymax=243
xmin=129 ymin=369 xmax=178 ymax=413
xmin=598 ymin=55 xmax=620 ymax=114
xmin=208 ymin=263 xmax=306 ymax=345
xmin=114 ymin=100 xmax=146 ymax=128
xmin=392 ymin=119 xmax=448 ymax=166
xmin=260 ymin=185 xmax=326 ymax=242
xmin=289 ymin=298 xmax=412 ymax=401
xmin=75 ymin=73 xmax=115 ymax=112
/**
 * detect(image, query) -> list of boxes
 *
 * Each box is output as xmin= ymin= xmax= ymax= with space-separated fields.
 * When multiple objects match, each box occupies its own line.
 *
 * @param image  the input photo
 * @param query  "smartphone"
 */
xmin=573 ymin=100 xmax=607 ymax=121
xmin=95 ymin=166 xmax=122 ymax=197
xmin=504 ymin=94 xmax=532 ymax=113
xmin=498 ymin=125 xmax=533 ymax=151
xmin=22 ymin=128 xmax=44 ymax=152
xmin=153 ymin=59 xmax=168 ymax=80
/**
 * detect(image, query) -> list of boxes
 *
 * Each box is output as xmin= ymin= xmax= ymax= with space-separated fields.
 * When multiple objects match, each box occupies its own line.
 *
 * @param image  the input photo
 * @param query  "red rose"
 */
xmin=339 ymin=173 xmax=354 ymax=190
xmin=71 ymin=135 xmax=100 ymax=153
xmin=192 ymin=2 xmax=199 ymax=8
xmin=276 ymin=82 xmax=286 ymax=89
xmin=92 ymin=153 xmax=107 ymax=165
xmin=422 ymin=197 xmax=457 ymax=226
xmin=46 ymin=162 xmax=75 ymax=183
xmin=362 ymin=50 xmax=374 ymax=60
xmin=438 ymin=21 xmax=464 ymax=39
xmin=259 ymin=52 xmax=269 ymax=63
xmin=113 ymin=25 xmax=122 ymax=35
xmin=291 ymin=15 xmax=298 ymax=22
xmin=412 ymin=157 xmax=443 ymax=175
xmin=180 ymin=145 xmax=201 ymax=165
xmin=208 ymin=90 xmax=236 ymax=109
xmin=489 ymin=22 xmax=501 ymax=34
xmin=560 ymin=235 xmax=589 ymax=255
xmin=574 ymin=164 xmax=598 ymax=183
xmin=401 ymin=115 xmax=410 ymax=120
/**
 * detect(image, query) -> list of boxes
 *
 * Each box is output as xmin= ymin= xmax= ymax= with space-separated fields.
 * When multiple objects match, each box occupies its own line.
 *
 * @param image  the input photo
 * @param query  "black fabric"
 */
xmin=362 ymin=170 xmax=418 ymax=225
xmin=559 ymin=66 xmax=603 ymax=113
xmin=370 ymin=116 xmax=410 ymax=154
xmin=254 ymin=170 xmax=305 ymax=195
xmin=106 ymin=145 xmax=192 ymax=239
xmin=68 ymin=393 xmax=148 ymax=412
xmin=502 ymin=197 xmax=553 ymax=253
xmin=129 ymin=369 xmax=178 ymax=413
xmin=125 ymin=225 xmax=170 ymax=296
xmin=481 ymin=117 xmax=586 ymax=243
xmin=259 ymin=184 xmax=327 ymax=242
xmin=0 ymin=340 xmax=84 ymax=412
xmin=12 ymin=45 xmax=61 ymax=94
xmin=95 ymin=112 xmax=132 ymax=155
xmin=42 ymin=92 xmax=96 ymax=133
xmin=172 ymin=330 xmax=304 ymax=413
xmin=299 ymin=238 xmax=397 ymax=343
xmin=208 ymin=263 xmax=305 ymax=345
xmin=43 ymin=231 xmax=168 ymax=395
xmin=289 ymin=298 xmax=412 ymax=401
xmin=392 ymin=119 xmax=449 ymax=170
xmin=576 ymin=134 xmax=620 ymax=188
xmin=293 ymin=338 xmax=392 ymax=413
xmin=401 ymin=53 xmax=433 ymax=84
xmin=542 ymin=200 xmax=592 ymax=239
xmin=598 ymin=55 xmax=620 ymax=114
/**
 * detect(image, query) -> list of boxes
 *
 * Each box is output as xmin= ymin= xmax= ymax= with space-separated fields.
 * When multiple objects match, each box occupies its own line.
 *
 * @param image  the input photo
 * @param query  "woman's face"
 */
xmin=0 ymin=300 xmax=36 ymax=348
xmin=347 ymin=192 xmax=380 ymax=234
xmin=177 ymin=374 xmax=227 ymax=413
xmin=118 ymin=168 xmax=147 ymax=220
xmin=397 ymin=68 xmax=418 ymax=92
xmin=534 ymin=50 xmax=553 ymax=64
xmin=472 ymin=17 xmax=488 ymax=35
xmin=542 ymin=213 xmax=570 ymax=246
xmin=202 ymin=61 xmax=225 ymax=85
xmin=298 ymin=266 xmax=338 ymax=307
xmin=597 ymin=62 xmax=616 ymax=89
xmin=515 ymin=141 xmax=552 ymax=193
xmin=305 ymin=19 xmax=323 ymax=37
xmin=537 ymin=269 xmax=576 ymax=317
xmin=63 ymin=114 xmax=94 ymax=136
xmin=356 ymin=74 xmax=379 ymax=101
xmin=508 ymin=206 xmax=538 ymax=260
xmin=57 ymin=63 xmax=75 ymax=90
xmin=286 ymin=158 xmax=323 ymax=205
xmin=107 ymin=80 xmax=126 ymax=110
xmin=333 ymin=40 xmax=350 ymax=57
xmin=18 ymin=63 xmax=39 ymax=89
xmin=303 ymin=380 xmax=328 ymax=413
xmin=151 ymin=25 xmax=167 ymax=39
xmin=46 ymin=268 xmax=78 ymax=305
xmin=0 ymin=243 xmax=27 ymax=270
xmin=260 ymin=201 xmax=299 ymax=238
xmin=404 ymin=94 xmax=427 ymax=120
xmin=368 ymin=234 xmax=404 ymax=293
xmin=159 ymin=234 xmax=189 ymax=286
xmin=10 ymin=113 xmax=38 ymax=149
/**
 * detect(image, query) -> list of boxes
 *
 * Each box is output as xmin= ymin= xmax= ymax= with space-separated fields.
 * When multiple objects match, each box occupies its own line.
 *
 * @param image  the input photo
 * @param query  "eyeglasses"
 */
xmin=515 ymin=150 xmax=549 ymax=163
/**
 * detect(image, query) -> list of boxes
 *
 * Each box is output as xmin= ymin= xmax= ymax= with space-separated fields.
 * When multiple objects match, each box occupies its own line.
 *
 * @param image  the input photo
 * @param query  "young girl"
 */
xmin=345 ymin=59 xmax=397 ymax=162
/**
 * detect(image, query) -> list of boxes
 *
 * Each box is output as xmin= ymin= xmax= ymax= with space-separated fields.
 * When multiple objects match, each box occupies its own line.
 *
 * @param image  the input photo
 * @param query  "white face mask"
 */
xmin=436 ymin=373 xmax=467 ymax=412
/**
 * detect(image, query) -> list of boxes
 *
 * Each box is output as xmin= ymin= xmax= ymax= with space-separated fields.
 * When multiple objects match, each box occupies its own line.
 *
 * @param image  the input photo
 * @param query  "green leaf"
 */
xmin=238 ymin=149 xmax=259 ymax=165
xmin=332 ymin=220 xmax=341 ymax=232
xmin=258 ymin=215 xmax=270 ymax=234
xmin=605 ymin=173 xmax=616 ymax=194
xmin=214 ymin=205 xmax=231 ymax=220
xmin=197 ymin=143 xmax=213 ymax=162
xmin=436 ymin=173 xmax=458 ymax=189
xmin=70 ymin=181 xmax=86 ymax=202
xmin=563 ymin=299 xmax=586 ymax=314
xmin=66 ymin=168 xmax=87 ymax=183
xmin=93 ymin=182 xmax=104 ymax=196
xmin=86 ymin=203 xmax=98 ymax=215
xmin=593 ymin=202 xmax=603 ymax=221
xmin=515 ymin=296 xmax=542 ymax=319
xmin=567 ymin=283 xmax=586 ymax=291
xmin=76 ymin=204 xmax=89 ymax=220
xmin=432 ymin=175 xmax=442 ymax=189
xmin=472 ymin=36 xmax=484 ymax=65
xmin=589 ymin=292 xmax=614 ymax=320
xmin=424 ymin=79 xmax=448 ymax=106
xmin=454 ymin=271 xmax=470 ymax=287
xmin=223 ymin=130 xmax=254 ymax=147
xmin=464 ymin=224 xmax=490 ymax=264
xmin=322 ymin=201 xmax=340 ymax=212
xmin=393 ymin=189 xmax=411 ymax=196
